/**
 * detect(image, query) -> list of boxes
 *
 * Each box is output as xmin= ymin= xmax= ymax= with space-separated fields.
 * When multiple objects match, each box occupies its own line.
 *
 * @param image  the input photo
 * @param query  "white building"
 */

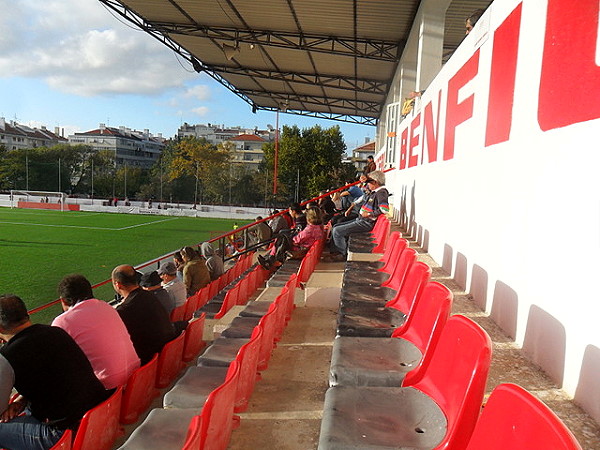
xmin=0 ymin=117 xmax=67 ymax=150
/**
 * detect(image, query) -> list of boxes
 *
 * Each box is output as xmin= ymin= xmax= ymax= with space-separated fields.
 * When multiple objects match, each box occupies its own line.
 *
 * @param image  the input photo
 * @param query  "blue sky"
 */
xmin=0 ymin=0 xmax=374 ymax=151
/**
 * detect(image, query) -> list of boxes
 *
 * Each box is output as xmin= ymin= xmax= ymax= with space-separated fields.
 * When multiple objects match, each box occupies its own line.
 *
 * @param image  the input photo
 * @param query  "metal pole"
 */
xmin=124 ymin=163 xmax=127 ymax=198
xmin=58 ymin=157 xmax=61 ymax=192
xmin=91 ymin=158 xmax=94 ymax=199
xmin=273 ymin=109 xmax=279 ymax=194
xmin=25 ymin=152 xmax=29 ymax=190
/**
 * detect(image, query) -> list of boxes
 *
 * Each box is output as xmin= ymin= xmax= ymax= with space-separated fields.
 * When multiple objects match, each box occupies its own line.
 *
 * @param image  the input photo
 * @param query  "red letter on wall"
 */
xmin=486 ymin=3 xmax=522 ymax=146
xmin=538 ymin=0 xmax=600 ymax=131
xmin=422 ymin=90 xmax=442 ymax=164
xmin=408 ymin=113 xmax=421 ymax=168
xmin=444 ymin=50 xmax=480 ymax=160
xmin=399 ymin=127 xmax=409 ymax=169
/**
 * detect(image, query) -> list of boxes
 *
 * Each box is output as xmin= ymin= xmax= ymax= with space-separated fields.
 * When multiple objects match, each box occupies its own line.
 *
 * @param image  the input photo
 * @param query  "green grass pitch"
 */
xmin=0 ymin=208 xmax=243 ymax=324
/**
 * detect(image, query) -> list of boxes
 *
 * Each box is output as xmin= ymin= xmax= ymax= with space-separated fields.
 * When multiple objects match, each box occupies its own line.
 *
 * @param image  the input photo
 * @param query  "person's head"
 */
xmin=173 ymin=251 xmax=184 ymax=266
xmin=200 ymin=242 xmax=215 ymax=259
xmin=256 ymin=216 xmax=263 ymax=221
xmin=181 ymin=246 xmax=197 ymax=262
xmin=466 ymin=9 xmax=485 ymax=34
xmin=0 ymin=295 xmax=30 ymax=336
xmin=157 ymin=261 xmax=178 ymax=282
xmin=58 ymin=274 xmax=94 ymax=309
xmin=111 ymin=264 xmax=139 ymax=297
xmin=365 ymin=170 xmax=385 ymax=188
xmin=140 ymin=271 xmax=162 ymax=291
xmin=367 ymin=155 xmax=374 ymax=162
xmin=289 ymin=203 xmax=303 ymax=217
xmin=306 ymin=207 xmax=323 ymax=225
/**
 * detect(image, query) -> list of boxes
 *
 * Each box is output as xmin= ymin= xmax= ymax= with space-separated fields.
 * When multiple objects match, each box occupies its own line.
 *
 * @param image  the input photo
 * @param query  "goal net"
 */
xmin=10 ymin=190 xmax=67 ymax=211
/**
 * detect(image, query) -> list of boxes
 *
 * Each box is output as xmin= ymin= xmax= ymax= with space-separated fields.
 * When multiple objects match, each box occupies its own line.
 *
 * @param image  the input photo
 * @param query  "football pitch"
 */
xmin=0 ymin=208 xmax=242 ymax=324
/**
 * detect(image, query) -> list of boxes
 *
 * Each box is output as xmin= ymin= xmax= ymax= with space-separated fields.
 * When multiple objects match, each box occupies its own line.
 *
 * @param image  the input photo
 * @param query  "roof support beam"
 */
xmin=151 ymin=23 xmax=402 ymax=62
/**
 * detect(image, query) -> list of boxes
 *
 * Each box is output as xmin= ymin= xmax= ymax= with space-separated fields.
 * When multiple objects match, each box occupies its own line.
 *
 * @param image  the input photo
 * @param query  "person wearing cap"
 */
xmin=158 ymin=261 xmax=187 ymax=309
xmin=112 ymin=265 xmax=177 ymax=365
xmin=328 ymin=170 xmax=390 ymax=261
xmin=200 ymin=242 xmax=224 ymax=281
xmin=52 ymin=274 xmax=140 ymax=390
xmin=140 ymin=271 xmax=175 ymax=315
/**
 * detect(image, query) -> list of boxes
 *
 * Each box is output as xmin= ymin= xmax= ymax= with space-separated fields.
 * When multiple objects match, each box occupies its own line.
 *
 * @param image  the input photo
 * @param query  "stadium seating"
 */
xmin=182 ymin=315 xmax=206 ymax=362
xmin=155 ymin=331 xmax=186 ymax=389
xmin=329 ymin=281 xmax=453 ymax=387
xmin=50 ymin=429 xmax=72 ymax=450
xmin=72 ymin=387 xmax=123 ymax=450
xmin=120 ymin=354 xmax=159 ymax=425
xmin=318 ymin=315 xmax=492 ymax=449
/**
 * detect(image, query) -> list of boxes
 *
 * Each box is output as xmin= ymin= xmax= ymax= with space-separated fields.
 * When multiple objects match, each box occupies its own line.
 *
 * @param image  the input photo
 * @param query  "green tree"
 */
xmin=262 ymin=124 xmax=348 ymax=202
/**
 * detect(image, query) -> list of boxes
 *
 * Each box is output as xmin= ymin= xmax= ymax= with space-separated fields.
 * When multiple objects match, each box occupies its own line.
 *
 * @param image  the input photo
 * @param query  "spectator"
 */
xmin=331 ymin=191 xmax=343 ymax=211
xmin=340 ymin=176 xmax=365 ymax=209
xmin=0 ymin=294 xmax=109 ymax=449
xmin=466 ymin=8 xmax=485 ymax=34
xmin=113 ymin=265 xmax=177 ymax=365
xmin=328 ymin=170 xmax=389 ymax=261
xmin=268 ymin=209 xmax=289 ymax=235
xmin=173 ymin=251 xmax=185 ymax=281
xmin=140 ymin=271 xmax=176 ymax=315
xmin=52 ymin=274 xmax=140 ymax=390
xmin=180 ymin=246 xmax=210 ymax=296
xmin=289 ymin=203 xmax=307 ymax=231
xmin=158 ymin=262 xmax=187 ymax=308
xmin=318 ymin=191 xmax=338 ymax=224
xmin=258 ymin=207 xmax=325 ymax=270
xmin=200 ymin=242 xmax=224 ymax=281
xmin=247 ymin=216 xmax=272 ymax=247
xmin=363 ymin=155 xmax=376 ymax=175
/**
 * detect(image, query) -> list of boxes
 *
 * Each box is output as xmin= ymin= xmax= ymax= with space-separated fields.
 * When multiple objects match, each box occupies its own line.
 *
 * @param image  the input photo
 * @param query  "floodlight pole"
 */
xmin=273 ymin=109 xmax=279 ymax=195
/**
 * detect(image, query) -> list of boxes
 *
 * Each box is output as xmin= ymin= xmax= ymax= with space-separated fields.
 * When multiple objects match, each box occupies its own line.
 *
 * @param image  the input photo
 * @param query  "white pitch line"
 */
xmin=0 ymin=217 xmax=179 ymax=231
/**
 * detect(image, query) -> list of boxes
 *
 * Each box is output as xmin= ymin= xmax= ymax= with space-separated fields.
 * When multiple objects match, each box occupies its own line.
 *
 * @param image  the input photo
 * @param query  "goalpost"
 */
xmin=10 ymin=190 xmax=67 ymax=211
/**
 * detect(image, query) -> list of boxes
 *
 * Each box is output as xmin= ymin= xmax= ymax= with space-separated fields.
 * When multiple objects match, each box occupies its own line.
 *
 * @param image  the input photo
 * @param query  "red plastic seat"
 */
xmin=283 ymin=273 xmax=298 ymax=321
xmin=236 ymin=276 xmax=250 ymax=305
xmin=72 ymin=387 xmax=123 ymax=450
xmin=169 ymin=302 xmax=186 ymax=322
xmin=233 ymin=326 xmax=263 ymax=412
xmin=122 ymin=362 xmax=240 ymax=450
xmin=50 ymin=429 xmax=72 ymax=450
xmin=120 ymin=353 xmax=159 ymax=425
xmin=214 ymin=283 xmax=240 ymax=319
xmin=272 ymin=287 xmax=290 ymax=342
xmin=370 ymin=216 xmax=391 ymax=253
xmin=155 ymin=331 xmax=186 ymax=388
xmin=182 ymin=314 xmax=207 ymax=362
xmin=184 ymin=292 xmax=201 ymax=321
xmin=465 ymin=383 xmax=582 ymax=450
xmin=257 ymin=302 xmax=279 ymax=371
xmin=208 ymin=279 xmax=219 ymax=300
xmin=195 ymin=285 xmax=210 ymax=310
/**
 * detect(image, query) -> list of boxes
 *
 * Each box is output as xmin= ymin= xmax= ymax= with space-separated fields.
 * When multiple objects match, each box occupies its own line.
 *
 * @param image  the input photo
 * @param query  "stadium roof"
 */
xmin=100 ymin=0 xmax=491 ymax=126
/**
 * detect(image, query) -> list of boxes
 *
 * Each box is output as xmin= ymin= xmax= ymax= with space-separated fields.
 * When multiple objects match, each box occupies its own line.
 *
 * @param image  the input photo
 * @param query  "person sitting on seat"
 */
xmin=140 ymin=270 xmax=176 ymax=315
xmin=52 ymin=274 xmax=140 ymax=390
xmin=258 ymin=207 xmax=325 ymax=270
xmin=158 ymin=261 xmax=187 ymax=309
xmin=268 ymin=209 xmax=289 ymax=235
xmin=0 ymin=294 xmax=110 ymax=449
xmin=200 ymin=242 xmax=224 ymax=281
xmin=180 ymin=246 xmax=210 ymax=297
xmin=247 ymin=216 xmax=272 ymax=248
xmin=113 ymin=265 xmax=177 ymax=365
xmin=288 ymin=203 xmax=307 ymax=231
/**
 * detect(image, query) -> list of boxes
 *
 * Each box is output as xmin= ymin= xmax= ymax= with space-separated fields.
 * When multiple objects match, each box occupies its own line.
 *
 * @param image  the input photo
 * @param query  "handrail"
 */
xmin=27 ymin=166 xmax=395 ymax=317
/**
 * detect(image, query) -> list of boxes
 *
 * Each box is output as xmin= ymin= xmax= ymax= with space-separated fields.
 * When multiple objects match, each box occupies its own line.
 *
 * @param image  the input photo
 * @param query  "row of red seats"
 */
xmin=319 ymin=227 xmax=582 ymax=449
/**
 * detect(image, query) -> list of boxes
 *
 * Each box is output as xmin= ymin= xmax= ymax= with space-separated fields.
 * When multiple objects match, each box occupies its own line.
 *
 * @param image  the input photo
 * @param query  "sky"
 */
xmin=0 ymin=0 xmax=375 ymax=152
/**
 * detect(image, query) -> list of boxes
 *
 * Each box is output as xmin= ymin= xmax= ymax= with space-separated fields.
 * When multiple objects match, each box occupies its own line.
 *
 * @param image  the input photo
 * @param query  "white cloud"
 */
xmin=191 ymin=106 xmax=210 ymax=116
xmin=185 ymin=85 xmax=211 ymax=101
xmin=0 ymin=0 xmax=197 ymax=96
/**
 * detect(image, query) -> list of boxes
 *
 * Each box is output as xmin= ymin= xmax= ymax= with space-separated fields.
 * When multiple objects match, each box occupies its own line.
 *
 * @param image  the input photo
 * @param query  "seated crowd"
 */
xmin=0 ymin=241 xmax=225 ymax=449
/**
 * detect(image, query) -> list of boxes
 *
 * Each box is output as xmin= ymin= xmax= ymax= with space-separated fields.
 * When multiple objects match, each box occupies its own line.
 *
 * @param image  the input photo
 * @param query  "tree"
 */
xmin=262 ymin=124 xmax=349 ymax=202
xmin=167 ymin=137 xmax=230 ymax=204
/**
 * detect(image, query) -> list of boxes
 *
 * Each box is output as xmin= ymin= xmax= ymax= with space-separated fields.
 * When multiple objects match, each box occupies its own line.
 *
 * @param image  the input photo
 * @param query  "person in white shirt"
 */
xmin=158 ymin=261 xmax=187 ymax=308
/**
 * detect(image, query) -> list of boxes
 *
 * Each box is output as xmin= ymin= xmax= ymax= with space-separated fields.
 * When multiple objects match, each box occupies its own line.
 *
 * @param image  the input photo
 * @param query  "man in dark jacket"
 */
xmin=0 ymin=294 xmax=109 ymax=449
xmin=113 ymin=264 xmax=177 ymax=365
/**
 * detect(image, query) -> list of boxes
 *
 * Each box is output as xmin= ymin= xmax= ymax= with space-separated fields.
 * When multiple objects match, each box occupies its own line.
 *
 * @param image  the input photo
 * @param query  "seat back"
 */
xmin=120 ymin=354 xmax=158 ymax=424
xmin=50 ymin=429 xmax=72 ymax=450
xmin=191 ymin=361 xmax=240 ymax=450
xmin=378 ymin=231 xmax=401 ymax=267
xmin=234 ymin=325 xmax=263 ymax=412
xmin=381 ymin=247 xmax=417 ymax=291
xmin=208 ymin=279 xmax=220 ymax=300
xmin=386 ymin=261 xmax=432 ymax=312
xmin=236 ymin=276 xmax=250 ymax=305
xmin=155 ymin=331 xmax=186 ymax=388
xmin=273 ymin=287 xmax=290 ymax=342
xmin=379 ymin=235 xmax=407 ymax=274
xmin=370 ymin=216 xmax=391 ymax=253
xmin=184 ymin=292 xmax=200 ymax=321
xmin=403 ymin=315 xmax=492 ymax=450
xmin=72 ymin=387 xmax=123 ymax=450
xmin=283 ymin=273 xmax=298 ymax=321
xmin=465 ymin=383 xmax=582 ymax=450
xmin=182 ymin=314 xmax=207 ymax=362
xmin=196 ymin=285 xmax=210 ymax=310
xmin=214 ymin=283 xmax=240 ymax=319
xmin=257 ymin=302 xmax=279 ymax=371
xmin=169 ymin=302 xmax=186 ymax=322
xmin=392 ymin=281 xmax=452 ymax=377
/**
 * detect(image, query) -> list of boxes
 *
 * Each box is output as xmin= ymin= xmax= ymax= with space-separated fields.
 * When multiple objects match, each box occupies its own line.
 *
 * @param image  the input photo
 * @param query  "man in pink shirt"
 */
xmin=52 ymin=274 xmax=140 ymax=390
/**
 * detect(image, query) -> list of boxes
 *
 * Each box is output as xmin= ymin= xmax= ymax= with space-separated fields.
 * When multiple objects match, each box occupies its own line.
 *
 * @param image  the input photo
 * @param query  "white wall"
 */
xmin=382 ymin=0 xmax=600 ymax=423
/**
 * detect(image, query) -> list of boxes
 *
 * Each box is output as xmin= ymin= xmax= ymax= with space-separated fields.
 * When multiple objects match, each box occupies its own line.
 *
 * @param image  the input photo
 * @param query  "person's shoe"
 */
xmin=258 ymin=254 xmax=272 ymax=270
